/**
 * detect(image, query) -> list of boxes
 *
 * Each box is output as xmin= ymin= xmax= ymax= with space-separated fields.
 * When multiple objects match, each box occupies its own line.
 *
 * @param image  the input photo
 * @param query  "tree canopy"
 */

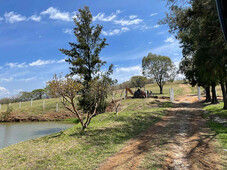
xmin=130 ymin=76 xmax=147 ymax=88
xmin=59 ymin=6 xmax=108 ymax=85
xmin=162 ymin=0 xmax=227 ymax=106
xmin=142 ymin=53 xmax=175 ymax=94
xmin=56 ymin=6 xmax=114 ymax=129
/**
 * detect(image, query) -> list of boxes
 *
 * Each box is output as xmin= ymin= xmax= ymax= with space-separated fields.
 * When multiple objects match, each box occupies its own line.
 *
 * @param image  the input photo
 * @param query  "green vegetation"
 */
xmin=163 ymin=0 xmax=227 ymax=107
xmin=204 ymin=102 xmax=227 ymax=119
xmin=0 ymin=98 xmax=167 ymax=169
xmin=0 ymin=81 xmax=194 ymax=120
xmin=142 ymin=53 xmax=176 ymax=94
xmin=0 ymin=98 xmax=65 ymax=114
xmin=59 ymin=6 xmax=114 ymax=121
xmin=208 ymin=122 xmax=227 ymax=149
xmin=204 ymin=103 xmax=227 ymax=149
xmin=130 ymin=76 xmax=147 ymax=88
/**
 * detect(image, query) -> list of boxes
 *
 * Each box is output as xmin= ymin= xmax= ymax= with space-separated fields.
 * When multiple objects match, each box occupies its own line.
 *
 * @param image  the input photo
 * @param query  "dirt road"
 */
xmin=98 ymin=97 xmax=224 ymax=170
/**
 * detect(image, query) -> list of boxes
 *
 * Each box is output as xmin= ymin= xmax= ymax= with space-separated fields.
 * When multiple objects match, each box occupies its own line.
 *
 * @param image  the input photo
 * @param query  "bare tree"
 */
xmin=48 ymin=75 xmax=98 ymax=130
xmin=111 ymin=87 xmax=124 ymax=116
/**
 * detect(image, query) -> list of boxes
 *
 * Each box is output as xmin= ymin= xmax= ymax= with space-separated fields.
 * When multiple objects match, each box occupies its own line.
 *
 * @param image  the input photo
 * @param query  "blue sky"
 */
xmin=0 ymin=0 xmax=182 ymax=98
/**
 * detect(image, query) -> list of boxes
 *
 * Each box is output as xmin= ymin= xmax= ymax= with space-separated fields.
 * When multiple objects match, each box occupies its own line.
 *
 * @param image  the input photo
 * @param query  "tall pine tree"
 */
xmin=59 ymin=6 xmax=111 ymax=114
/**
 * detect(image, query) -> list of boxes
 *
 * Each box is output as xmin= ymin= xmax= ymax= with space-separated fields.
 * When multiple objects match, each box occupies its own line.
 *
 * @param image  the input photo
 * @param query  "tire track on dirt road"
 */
xmin=98 ymin=99 xmax=224 ymax=170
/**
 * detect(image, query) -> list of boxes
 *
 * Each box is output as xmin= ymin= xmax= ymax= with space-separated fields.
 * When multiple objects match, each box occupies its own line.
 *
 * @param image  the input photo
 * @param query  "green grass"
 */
xmin=208 ymin=122 xmax=227 ymax=149
xmin=111 ymin=81 xmax=197 ymax=99
xmin=0 ymin=98 xmax=66 ymax=114
xmin=204 ymin=102 xmax=227 ymax=119
xmin=0 ymin=81 xmax=194 ymax=120
xmin=0 ymin=98 xmax=168 ymax=169
xmin=204 ymin=102 xmax=227 ymax=149
xmin=143 ymin=81 xmax=197 ymax=97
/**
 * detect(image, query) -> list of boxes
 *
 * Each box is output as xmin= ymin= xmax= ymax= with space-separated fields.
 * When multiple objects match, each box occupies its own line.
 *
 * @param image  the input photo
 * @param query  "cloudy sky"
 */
xmin=0 ymin=0 xmax=182 ymax=98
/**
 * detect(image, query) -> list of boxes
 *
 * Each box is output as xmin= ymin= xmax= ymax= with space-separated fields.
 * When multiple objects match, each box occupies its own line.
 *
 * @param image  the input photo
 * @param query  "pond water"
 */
xmin=0 ymin=122 xmax=74 ymax=149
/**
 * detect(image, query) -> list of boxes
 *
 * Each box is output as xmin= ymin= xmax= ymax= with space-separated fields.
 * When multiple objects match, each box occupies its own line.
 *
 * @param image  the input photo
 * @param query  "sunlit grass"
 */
xmin=204 ymin=102 xmax=227 ymax=149
xmin=204 ymin=102 xmax=227 ymax=119
xmin=0 ymin=98 xmax=167 ymax=169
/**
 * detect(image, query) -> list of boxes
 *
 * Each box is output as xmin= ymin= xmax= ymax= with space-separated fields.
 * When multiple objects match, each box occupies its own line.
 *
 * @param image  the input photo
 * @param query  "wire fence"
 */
xmin=0 ymin=98 xmax=66 ymax=113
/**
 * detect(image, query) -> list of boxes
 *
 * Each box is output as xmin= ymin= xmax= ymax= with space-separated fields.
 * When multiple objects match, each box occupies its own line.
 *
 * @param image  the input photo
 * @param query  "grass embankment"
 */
xmin=119 ymin=81 xmax=196 ymax=99
xmin=0 ymin=98 xmax=75 ymax=122
xmin=0 ymin=98 xmax=171 ymax=169
xmin=204 ymin=103 xmax=227 ymax=149
xmin=0 ymin=98 xmax=65 ymax=113
xmin=0 ymin=81 xmax=191 ymax=122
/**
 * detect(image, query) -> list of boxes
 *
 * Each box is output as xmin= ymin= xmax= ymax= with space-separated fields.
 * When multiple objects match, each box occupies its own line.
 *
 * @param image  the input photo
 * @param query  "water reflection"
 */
xmin=0 ymin=122 xmax=73 ymax=149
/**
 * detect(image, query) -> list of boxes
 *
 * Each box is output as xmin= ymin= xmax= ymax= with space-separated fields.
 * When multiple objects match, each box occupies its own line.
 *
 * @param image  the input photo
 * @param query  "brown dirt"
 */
xmin=1 ymin=111 xmax=76 ymax=122
xmin=98 ymin=96 xmax=225 ymax=170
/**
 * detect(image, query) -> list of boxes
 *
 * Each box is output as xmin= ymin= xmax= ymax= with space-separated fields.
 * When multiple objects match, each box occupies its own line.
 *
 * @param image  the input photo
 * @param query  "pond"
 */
xmin=0 ymin=122 xmax=74 ymax=149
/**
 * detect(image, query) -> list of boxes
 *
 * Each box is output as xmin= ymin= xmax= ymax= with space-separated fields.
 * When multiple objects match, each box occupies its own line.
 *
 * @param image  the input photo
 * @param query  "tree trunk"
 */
xmin=211 ymin=83 xmax=218 ymax=104
xmin=221 ymin=81 xmax=227 ymax=110
xmin=205 ymin=86 xmax=211 ymax=102
xmin=159 ymin=85 xmax=163 ymax=94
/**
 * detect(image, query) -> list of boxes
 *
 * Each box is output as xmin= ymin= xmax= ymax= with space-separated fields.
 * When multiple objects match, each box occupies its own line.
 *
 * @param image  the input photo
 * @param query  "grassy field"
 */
xmin=115 ymin=81 xmax=197 ymax=99
xmin=0 ymin=82 xmax=226 ymax=169
xmin=0 ymin=98 xmax=66 ymax=114
xmin=0 ymin=98 xmax=168 ymax=169
xmin=0 ymin=81 xmax=194 ymax=121
xmin=204 ymin=102 xmax=227 ymax=149
xmin=204 ymin=102 xmax=227 ymax=119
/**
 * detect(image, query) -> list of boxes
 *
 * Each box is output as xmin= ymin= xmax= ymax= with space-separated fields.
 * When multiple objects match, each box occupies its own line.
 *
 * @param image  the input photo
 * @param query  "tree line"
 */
xmin=0 ymin=88 xmax=49 ymax=104
xmin=162 ymin=0 xmax=227 ymax=109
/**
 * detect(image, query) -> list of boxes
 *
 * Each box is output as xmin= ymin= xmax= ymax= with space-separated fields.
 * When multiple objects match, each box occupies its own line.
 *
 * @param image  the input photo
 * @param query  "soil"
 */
xmin=1 ymin=111 xmax=76 ymax=122
xmin=98 ymin=95 xmax=225 ymax=170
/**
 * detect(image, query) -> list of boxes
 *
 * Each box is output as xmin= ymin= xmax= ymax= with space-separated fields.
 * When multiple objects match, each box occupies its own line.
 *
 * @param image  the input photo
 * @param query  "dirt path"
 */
xmin=98 ymin=97 xmax=224 ymax=170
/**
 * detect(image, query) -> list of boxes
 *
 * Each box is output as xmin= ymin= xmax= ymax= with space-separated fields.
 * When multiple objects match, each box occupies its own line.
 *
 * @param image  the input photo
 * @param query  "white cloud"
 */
xmin=20 ymin=77 xmax=36 ymax=82
xmin=41 ymin=7 xmax=70 ymax=21
xmin=150 ymin=13 xmax=158 ymax=17
xmin=4 ymin=11 xmax=26 ymax=24
xmin=6 ymin=62 xmax=27 ymax=68
xmin=129 ymin=15 xmax=137 ymax=19
xmin=57 ymin=59 xmax=65 ymax=63
xmin=29 ymin=15 xmax=41 ymax=22
xmin=29 ymin=59 xmax=55 ymax=66
xmin=93 ymin=13 xmax=116 ymax=22
xmin=164 ymin=36 xmax=175 ymax=43
xmin=116 ymin=65 xmax=141 ymax=73
xmin=102 ymin=27 xmax=129 ymax=36
xmin=148 ymin=41 xmax=152 ymax=44
xmin=116 ymin=10 xmax=122 ymax=14
xmin=0 ymin=77 xmax=14 ymax=82
xmin=6 ymin=59 xmax=65 ymax=68
xmin=134 ymin=24 xmax=151 ymax=31
xmin=114 ymin=18 xmax=143 ymax=26
xmin=0 ymin=17 xmax=3 ymax=21
xmin=107 ymin=36 xmax=182 ymax=63
xmin=153 ymin=24 xmax=160 ymax=28
xmin=0 ymin=87 xmax=10 ymax=95
xmin=63 ymin=28 xmax=73 ymax=35
xmin=71 ymin=11 xmax=78 ymax=20
xmin=113 ymin=65 xmax=142 ymax=83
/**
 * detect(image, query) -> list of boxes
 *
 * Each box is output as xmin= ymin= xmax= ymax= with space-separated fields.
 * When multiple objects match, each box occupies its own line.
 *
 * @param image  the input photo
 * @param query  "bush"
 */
xmin=1 ymin=105 xmax=13 ymax=121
